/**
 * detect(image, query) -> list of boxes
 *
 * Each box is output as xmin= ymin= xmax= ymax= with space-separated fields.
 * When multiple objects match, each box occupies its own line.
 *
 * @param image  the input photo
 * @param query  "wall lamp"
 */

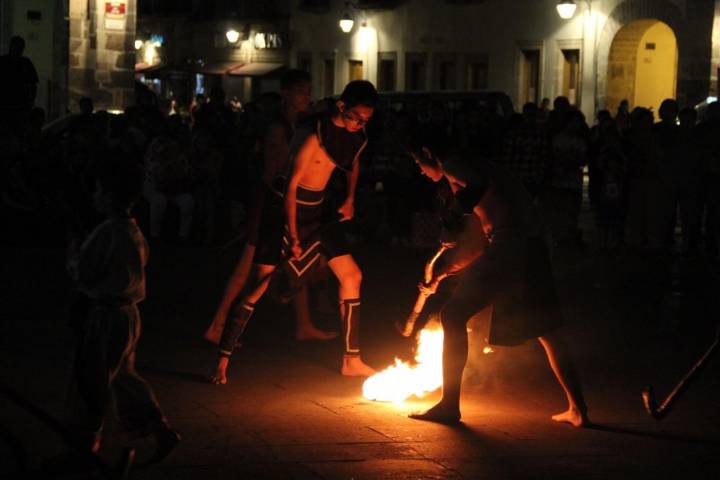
xmin=339 ymin=2 xmax=357 ymax=33
xmin=557 ymin=0 xmax=592 ymax=20
xmin=226 ymin=29 xmax=240 ymax=44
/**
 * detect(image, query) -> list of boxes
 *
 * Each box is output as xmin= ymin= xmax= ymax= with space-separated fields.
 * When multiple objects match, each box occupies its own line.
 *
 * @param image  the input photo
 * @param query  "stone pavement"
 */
xmin=2 ymin=239 xmax=720 ymax=479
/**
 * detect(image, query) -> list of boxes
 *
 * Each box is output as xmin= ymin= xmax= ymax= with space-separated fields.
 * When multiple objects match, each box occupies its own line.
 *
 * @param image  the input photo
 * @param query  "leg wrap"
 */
xmin=218 ymin=301 xmax=255 ymax=357
xmin=342 ymin=298 xmax=361 ymax=356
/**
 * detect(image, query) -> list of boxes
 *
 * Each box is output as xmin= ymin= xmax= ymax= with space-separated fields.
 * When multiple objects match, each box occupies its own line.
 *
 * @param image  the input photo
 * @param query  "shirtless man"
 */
xmin=205 ymin=69 xmax=335 ymax=348
xmin=407 ymin=140 xmax=589 ymax=427
xmin=210 ymin=80 xmax=377 ymax=384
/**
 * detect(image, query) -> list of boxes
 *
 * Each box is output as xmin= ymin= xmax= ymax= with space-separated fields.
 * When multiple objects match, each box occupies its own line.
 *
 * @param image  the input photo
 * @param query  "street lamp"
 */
xmin=134 ymin=39 xmax=143 ymax=50
xmin=556 ymin=0 xmax=577 ymax=19
xmin=339 ymin=13 xmax=354 ymax=33
xmin=339 ymin=2 xmax=355 ymax=33
xmin=226 ymin=29 xmax=240 ymax=44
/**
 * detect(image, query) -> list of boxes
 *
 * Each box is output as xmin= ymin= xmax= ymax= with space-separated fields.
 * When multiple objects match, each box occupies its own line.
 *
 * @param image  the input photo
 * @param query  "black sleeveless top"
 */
xmin=316 ymin=115 xmax=368 ymax=172
xmin=274 ymin=114 xmax=368 ymax=196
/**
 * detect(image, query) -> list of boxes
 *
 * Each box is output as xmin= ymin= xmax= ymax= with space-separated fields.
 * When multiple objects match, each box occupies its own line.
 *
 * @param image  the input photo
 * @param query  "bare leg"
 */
xmin=205 ymin=244 xmax=256 ymax=343
xmin=328 ymin=255 xmax=375 ymax=376
xmin=409 ymin=306 xmax=467 ymax=424
xmin=294 ymin=285 xmax=337 ymax=340
xmin=538 ymin=333 xmax=589 ymax=427
xmin=210 ymin=263 xmax=275 ymax=384
xmin=308 ymin=260 xmax=336 ymax=315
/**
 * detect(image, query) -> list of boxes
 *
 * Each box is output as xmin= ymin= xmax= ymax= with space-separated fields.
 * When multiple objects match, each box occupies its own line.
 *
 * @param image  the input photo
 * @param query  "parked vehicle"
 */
xmin=376 ymin=90 xmax=514 ymax=120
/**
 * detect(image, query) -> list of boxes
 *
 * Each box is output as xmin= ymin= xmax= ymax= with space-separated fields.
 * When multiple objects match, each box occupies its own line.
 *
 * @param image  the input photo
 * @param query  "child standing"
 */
xmin=66 ymin=151 xmax=180 ymax=462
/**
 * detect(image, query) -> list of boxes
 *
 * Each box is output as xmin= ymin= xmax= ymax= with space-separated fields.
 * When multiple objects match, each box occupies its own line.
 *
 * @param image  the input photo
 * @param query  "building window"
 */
xmin=323 ymin=58 xmax=335 ymax=97
xmin=297 ymin=52 xmax=312 ymax=74
xmin=521 ymin=49 xmax=541 ymax=105
xmin=377 ymin=52 xmax=397 ymax=91
xmin=467 ymin=60 xmax=488 ymax=90
xmin=348 ymin=60 xmax=364 ymax=82
xmin=561 ymin=49 xmax=580 ymax=105
xmin=406 ymin=53 xmax=427 ymax=91
xmin=438 ymin=59 xmax=456 ymax=90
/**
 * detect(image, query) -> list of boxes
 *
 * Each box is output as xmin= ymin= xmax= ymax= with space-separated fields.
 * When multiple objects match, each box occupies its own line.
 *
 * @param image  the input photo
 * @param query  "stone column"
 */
xmin=68 ymin=0 xmax=136 ymax=111
xmin=708 ymin=0 xmax=720 ymax=98
xmin=680 ymin=0 xmax=714 ymax=107
xmin=581 ymin=3 xmax=599 ymax=121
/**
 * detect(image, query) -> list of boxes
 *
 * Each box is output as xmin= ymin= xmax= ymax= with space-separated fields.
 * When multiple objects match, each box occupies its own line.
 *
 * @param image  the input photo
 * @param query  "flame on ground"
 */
xmin=362 ymin=322 xmax=444 ymax=403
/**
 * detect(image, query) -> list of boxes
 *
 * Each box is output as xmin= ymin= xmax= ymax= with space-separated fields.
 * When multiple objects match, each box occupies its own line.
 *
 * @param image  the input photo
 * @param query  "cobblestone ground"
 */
xmin=2 ymin=216 xmax=720 ymax=478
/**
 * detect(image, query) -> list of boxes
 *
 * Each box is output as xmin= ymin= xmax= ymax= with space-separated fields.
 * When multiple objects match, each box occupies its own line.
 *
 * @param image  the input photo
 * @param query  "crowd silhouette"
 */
xmin=3 ymin=43 xmax=718 ymax=260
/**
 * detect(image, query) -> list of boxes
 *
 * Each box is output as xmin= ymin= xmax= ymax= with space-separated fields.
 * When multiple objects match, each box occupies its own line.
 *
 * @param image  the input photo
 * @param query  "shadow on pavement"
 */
xmin=587 ymin=423 xmax=720 ymax=446
xmin=138 ymin=366 xmax=210 ymax=385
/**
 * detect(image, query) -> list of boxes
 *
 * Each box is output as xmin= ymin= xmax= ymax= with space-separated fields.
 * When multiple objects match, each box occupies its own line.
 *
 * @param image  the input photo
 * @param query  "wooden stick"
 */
xmin=642 ymin=328 xmax=720 ymax=419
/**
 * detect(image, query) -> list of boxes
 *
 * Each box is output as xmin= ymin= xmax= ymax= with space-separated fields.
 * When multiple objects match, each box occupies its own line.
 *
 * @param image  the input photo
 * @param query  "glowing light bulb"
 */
xmin=556 ymin=0 xmax=577 ymax=19
xmin=339 ymin=14 xmax=354 ymax=33
xmin=226 ymin=29 xmax=240 ymax=44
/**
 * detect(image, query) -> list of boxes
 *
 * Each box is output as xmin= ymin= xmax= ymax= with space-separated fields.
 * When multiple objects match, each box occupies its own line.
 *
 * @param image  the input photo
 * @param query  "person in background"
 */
xmin=142 ymin=135 xmax=195 ymax=244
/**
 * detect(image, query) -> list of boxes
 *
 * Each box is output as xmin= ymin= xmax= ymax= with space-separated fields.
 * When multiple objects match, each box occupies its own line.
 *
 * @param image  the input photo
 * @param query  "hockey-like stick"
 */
xmin=396 ymin=244 xmax=449 ymax=337
xmin=642 ymin=327 xmax=720 ymax=420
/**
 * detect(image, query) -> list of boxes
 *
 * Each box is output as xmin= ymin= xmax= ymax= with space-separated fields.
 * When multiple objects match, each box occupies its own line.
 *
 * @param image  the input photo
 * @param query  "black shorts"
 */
xmin=252 ymin=185 xmax=350 ymax=268
xmin=282 ymin=185 xmax=350 ymax=278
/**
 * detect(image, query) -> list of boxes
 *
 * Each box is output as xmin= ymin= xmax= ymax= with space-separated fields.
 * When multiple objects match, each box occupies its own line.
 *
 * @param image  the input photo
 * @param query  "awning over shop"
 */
xmin=228 ymin=62 xmax=284 ymax=77
xmin=135 ymin=62 xmax=165 ymax=74
xmin=195 ymin=62 xmax=244 ymax=75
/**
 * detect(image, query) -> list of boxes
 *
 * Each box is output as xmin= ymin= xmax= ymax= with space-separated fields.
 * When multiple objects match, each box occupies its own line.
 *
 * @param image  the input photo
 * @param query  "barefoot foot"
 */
xmin=409 ymin=402 xmax=461 ymax=425
xmin=209 ymin=373 xmax=227 ymax=385
xmin=551 ymin=407 xmax=588 ymax=427
xmin=210 ymin=358 xmax=228 ymax=385
xmin=296 ymin=328 xmax=338 ymax=341
xmin=341 ymin=356 xmax=375 ymax=377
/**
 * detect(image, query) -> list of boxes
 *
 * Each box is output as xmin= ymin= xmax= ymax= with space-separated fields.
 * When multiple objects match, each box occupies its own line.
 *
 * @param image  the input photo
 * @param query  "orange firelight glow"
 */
xmin=362 ymin=322 xmax=444 ymax=403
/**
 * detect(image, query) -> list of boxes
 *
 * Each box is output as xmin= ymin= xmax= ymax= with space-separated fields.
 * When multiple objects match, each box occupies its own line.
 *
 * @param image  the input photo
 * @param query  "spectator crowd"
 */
xmin=2 ymin=34 xmax=720 ymax=266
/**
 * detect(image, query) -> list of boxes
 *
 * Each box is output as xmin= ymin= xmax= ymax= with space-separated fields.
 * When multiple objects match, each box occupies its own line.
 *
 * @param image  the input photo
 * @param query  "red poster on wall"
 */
xmin=105 ymin=2 xmax=126 ymax=15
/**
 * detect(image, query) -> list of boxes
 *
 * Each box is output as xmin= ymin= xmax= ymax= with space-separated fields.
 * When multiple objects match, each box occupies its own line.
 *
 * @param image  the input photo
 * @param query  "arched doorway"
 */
xmin=606 ymin=19 xmax=678 ymax=118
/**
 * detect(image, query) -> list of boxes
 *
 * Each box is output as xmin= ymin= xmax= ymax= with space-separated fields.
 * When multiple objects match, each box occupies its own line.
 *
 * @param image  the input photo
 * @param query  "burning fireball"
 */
xmin=362 ymin=321 xmax=444 ymax=403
